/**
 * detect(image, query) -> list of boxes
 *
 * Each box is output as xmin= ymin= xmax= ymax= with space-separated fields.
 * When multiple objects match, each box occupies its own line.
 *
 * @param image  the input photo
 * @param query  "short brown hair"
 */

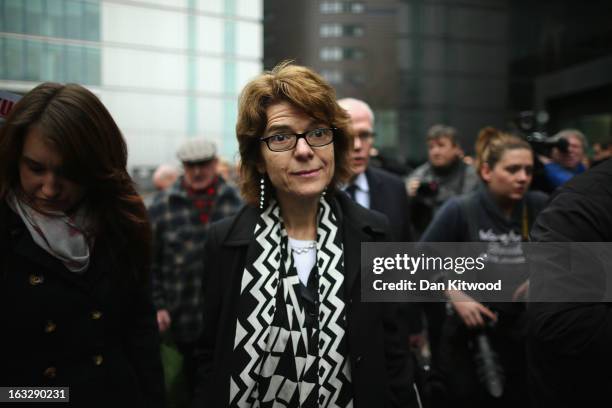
xmin=426 ymin=124 xmax=459 ymax=145
xmin=236 ymin=61 xmax=352 ymax=206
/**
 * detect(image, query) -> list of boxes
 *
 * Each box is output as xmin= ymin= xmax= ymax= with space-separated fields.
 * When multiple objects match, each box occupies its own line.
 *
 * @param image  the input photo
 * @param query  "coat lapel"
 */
xmin=336 ymin=193 xmax=387 ymax=297
xmin=365 ymin=167 xmax=381 ymax=212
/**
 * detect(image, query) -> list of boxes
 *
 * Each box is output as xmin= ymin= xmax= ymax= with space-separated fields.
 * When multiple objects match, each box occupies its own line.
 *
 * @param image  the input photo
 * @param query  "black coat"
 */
xmin=192 ymin=193 xmax=416 ymax=407
xmin=527 ymin=159 xmax=612 ymax=407
xmin=0 ymin=203 xmax=165 ymax=408
xmin=366 ymin=166 xmax=413 ymax=242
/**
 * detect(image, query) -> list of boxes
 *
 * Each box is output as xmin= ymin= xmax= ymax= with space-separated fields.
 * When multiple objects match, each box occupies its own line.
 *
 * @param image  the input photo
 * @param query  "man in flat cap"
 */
xmin=148 ymin=139 xmax=242 ymax=400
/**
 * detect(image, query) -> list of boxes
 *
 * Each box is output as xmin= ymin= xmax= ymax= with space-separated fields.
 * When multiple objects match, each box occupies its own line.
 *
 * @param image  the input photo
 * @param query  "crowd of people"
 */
xmin=1 ymin=62 xmax=610 ymax=408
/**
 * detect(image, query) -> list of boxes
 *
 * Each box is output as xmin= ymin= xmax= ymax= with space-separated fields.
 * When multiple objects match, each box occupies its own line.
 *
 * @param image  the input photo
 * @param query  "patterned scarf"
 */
xmin=6 ymin=191 xmax=92 ymax=273
xmin=230 ymin=197 xmax=352 ymax=407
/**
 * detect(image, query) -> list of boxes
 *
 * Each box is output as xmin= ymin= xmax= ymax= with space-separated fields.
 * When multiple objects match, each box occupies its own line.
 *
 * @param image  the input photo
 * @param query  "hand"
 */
xmin=512 ymin=280 xmax=529 ymax=301
xmin=447 ymin=290 xmax=497 ymax=328
xmin=157 ymin=309 xmax=171 ymax=333
xmin=408 ymin=332 xmax=426 ymax=350
xmin=538 ymin=154 xmax=552 ymax=165
xmin=407 ymin=178 xmax=421 ymax=197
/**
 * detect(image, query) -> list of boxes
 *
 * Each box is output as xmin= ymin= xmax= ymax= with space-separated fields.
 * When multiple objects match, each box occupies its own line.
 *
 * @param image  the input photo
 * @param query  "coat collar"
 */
xmin=222 ymin=193 xmax=386 ymax=244
xmin=364 ymin=167 xmax=382 ymax=211
xmin=221 ymin=193 xmax=388 ymax=295
xmin=2 ymin=201 xmax=106 ymax=292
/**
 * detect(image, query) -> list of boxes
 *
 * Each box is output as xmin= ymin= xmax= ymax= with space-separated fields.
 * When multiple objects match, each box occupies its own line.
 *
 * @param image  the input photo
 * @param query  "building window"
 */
xmin=320 ymin=1 xmax=365 ymax=14
xmin=347 ymin=72 xmax=365 ymax=85
xmin=320 ymin=23 xmax=364 ymax=38
xmin=343 ymin=47 xmax=364 ymax=60
xmin=0 ymin=0 xmax=100 ymax=41
xmin=321 ymin=69 xmax=343 ymax=84
xmin=1 ymin=37 xmax=101 ymax=85
xmin=320 ymin=23 xmax=342 ymax=38
xmin=346 ymin=24 xmax=364 ymax=36
xmin=320 ymin=46 xmax=364 ymax=61
xmin=320 ymin=46 xmax=342 ymax=61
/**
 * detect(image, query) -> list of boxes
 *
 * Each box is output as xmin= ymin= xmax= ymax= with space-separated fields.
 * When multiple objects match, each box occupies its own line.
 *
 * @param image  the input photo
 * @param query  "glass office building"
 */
xmin=0 ymin=0 xmax=262 ymax=173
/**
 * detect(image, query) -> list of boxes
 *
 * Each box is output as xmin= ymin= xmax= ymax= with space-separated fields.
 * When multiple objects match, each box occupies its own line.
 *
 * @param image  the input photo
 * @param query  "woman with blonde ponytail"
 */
xmin=421 ymin=127 xmax=549 ymax=407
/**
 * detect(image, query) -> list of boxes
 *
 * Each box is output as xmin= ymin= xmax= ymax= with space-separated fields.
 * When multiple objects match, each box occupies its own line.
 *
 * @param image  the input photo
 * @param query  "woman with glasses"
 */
xmin=192 ymin=62 xmax=416 ymax=407
xmin=421 ymin=127 xmax=548 ymax=407
xmin=0 ymin=83 xmax=165 ymax=407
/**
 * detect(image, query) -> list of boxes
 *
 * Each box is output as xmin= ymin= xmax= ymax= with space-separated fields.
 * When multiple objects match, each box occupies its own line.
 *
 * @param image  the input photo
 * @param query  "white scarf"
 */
xmin=7 ymin=192 xmax=92 ymax=273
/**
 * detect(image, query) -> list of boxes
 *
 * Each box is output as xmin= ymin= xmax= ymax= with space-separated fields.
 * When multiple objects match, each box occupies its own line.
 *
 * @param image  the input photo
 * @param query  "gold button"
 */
xmin=43 ymin=366 xmax=57 ymax=379
xmin=44 ymin=320 xmax=57 ymax=333
xmin=29 ymin=275 xmax=44 ymax=285
xmin=91 ymin=310 xmax=102 ymax=320
xmin=93 ymin=355 xmax=103 ymax=366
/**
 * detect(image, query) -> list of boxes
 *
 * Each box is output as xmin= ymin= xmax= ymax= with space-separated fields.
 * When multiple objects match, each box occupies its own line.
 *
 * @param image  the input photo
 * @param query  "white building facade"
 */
xmin=0 ymin=0 xmax=262 ymax=174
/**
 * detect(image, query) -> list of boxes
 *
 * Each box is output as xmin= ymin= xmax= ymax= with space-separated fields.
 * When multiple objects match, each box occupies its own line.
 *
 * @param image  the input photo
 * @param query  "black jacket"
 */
xmin=366 ymin=166 xmax=413 ymax=242
xmin=0 ymin=202 xmax=165 ymax=408
xmin=192 ymin=193 xmax=416 ymax=407
xmin=527 ymin=159 xmax=612 ymax=407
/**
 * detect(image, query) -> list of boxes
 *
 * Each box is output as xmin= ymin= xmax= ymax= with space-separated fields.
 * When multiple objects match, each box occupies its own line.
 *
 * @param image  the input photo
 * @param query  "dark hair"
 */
xmin=236 ymin=61 xmax=353 ymax=206
xmin=426 ymin=124 xmax=459 ymax=146
xmin=0 ymin=82 xmax=150 ymax=285
xmin=475 ymin=126 xmax=532 ymax=178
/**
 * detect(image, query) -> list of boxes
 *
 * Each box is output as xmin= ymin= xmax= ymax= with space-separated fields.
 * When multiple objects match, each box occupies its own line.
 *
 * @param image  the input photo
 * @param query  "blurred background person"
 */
xmin=149 ymin=138 xmax=242 ymax=403
xmin=216 ymin=157 xmax=239 ymax=187
xmin=338 ymin=96 xmax=423 ymax=353
xmin=338 ymin=97 xmax=412 ymax=242
xmin=193 ymin=62 xmax=417 ymax=408
xmin=538 ymin=128 xmax=587 ymax=190
xmin=406 ymin=124 xmax=480 ymax=388
xmin=0 ymin=83 xmax=165 ymax=407
xmin=152 ymin=163 xmax=179 ymax=191
xmin=591 ymin=140 xmax=612 ymax=167
xmin=421 ymin=127 xmax=548 ymax=408
xmin=527 ymin=150 xmax=612 ymax=408
xmin=407 ymin=124 xmax=479 ymax=239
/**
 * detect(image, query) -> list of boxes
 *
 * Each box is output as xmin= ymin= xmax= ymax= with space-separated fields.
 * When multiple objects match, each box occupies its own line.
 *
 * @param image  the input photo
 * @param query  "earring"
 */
xmin=260 ymin=177 xmax=265 ymax=209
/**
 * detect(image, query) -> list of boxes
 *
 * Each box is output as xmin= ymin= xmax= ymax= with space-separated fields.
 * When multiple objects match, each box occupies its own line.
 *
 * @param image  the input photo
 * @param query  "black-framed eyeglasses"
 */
xmin=260 ymin=127 xmax=336 ymax=152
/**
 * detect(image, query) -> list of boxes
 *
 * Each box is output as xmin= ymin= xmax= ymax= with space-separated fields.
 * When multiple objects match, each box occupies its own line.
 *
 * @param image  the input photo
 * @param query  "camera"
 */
xmin=470 ymin=323 xmax=505 ymax=398
xmin=417 ymin=180 xmax=439 ymax=197
xmin=525 ymin=132 xmax=569 ymax=156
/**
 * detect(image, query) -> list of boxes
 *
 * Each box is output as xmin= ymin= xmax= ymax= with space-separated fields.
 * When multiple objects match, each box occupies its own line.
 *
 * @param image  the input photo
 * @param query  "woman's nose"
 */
xmin=517 ymin=169 xmax=529 ymax=181
xmin=294 ymin=138 xmax=314 ymax=157
xmin=41 ymin=174 xmax=61 ymax=198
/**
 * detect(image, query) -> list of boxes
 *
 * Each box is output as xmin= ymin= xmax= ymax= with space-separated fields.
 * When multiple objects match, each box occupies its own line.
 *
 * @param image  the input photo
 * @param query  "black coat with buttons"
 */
xmin=0 ymin=202 xmax=165 ymax=408
xmin=192 ymin=193 xmax=416 ymax=408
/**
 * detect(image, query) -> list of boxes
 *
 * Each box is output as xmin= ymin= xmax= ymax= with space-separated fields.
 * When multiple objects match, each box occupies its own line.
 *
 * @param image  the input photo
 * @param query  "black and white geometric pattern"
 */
xmin=229 ymin=198 xmax=353 ymax=408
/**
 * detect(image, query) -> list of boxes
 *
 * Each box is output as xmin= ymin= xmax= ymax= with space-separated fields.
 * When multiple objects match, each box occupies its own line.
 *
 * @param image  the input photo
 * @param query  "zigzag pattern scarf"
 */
xmin=229 ymin=197 xmax=352 ymax=407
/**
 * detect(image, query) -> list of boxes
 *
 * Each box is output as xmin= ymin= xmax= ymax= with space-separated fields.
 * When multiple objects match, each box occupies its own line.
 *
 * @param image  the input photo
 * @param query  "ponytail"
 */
xmin=475 ymin=127 xmax=532 ymax=178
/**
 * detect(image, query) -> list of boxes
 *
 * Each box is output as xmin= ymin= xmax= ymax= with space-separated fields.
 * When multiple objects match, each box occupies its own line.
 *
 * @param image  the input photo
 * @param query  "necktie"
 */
xmin=345 ymin=184 xmax=358 ymax=201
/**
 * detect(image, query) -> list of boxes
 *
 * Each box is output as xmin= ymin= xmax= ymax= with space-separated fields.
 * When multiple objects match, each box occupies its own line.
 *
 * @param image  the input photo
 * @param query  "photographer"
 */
xmin=421 ymin=128 xmax=548 ymax=408
xmin=538 ymin=129 xmax=587 ymax=190
xmin=407 ymin=124 xmax=479 ymax=239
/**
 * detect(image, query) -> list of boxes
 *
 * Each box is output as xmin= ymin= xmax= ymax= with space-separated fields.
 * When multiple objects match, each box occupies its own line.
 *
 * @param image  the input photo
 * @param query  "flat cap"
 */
xmin=176 ymin=138 xmax=217 ymax=163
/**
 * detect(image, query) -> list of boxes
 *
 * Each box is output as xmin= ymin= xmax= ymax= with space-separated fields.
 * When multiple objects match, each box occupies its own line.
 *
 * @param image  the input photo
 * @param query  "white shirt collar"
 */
xmin=353 ymin=172 xmax=370 ymax=192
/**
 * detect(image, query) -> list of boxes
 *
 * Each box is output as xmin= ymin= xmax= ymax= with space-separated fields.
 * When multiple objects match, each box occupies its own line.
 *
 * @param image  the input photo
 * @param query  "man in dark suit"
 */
xmin=338 ymin=98 xmax=424 ymax=357
xmin=337 ymin=98 xmax=413 ymax=242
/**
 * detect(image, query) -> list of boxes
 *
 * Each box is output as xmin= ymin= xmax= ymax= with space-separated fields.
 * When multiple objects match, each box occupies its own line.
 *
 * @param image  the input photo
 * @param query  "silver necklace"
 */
xmin=290 ymin=241 xmax=316 ymax=254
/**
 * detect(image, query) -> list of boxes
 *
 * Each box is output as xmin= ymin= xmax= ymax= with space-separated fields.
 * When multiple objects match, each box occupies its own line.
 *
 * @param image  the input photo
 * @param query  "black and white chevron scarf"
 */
xmin=229 ymin=197 xmax=353 ymax=407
